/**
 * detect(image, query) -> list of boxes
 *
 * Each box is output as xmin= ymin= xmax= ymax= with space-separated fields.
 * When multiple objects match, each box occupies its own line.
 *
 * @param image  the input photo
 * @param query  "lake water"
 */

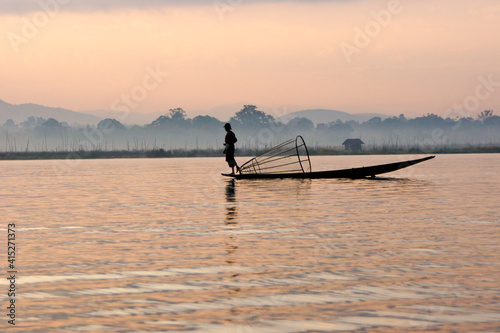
xmin=1 ymin=154 xmax=499 ymax=332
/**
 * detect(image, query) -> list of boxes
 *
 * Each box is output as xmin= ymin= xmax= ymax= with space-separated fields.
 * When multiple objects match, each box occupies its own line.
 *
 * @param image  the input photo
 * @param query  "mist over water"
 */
xmin=2 ymin=107 xmax=499 ymax=152
xmin=1 ymin=154 xmax=499 ymax=331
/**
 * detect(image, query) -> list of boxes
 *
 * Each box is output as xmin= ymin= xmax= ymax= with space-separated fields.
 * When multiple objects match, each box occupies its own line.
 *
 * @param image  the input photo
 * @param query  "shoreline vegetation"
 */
xmin=1 ymin=146 xmax=499 ymax=160
xmin=2 ymin=107 xmax=500 ymax=155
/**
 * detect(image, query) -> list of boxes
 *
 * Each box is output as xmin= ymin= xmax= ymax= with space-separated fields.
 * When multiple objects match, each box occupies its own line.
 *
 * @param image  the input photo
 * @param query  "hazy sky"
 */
xmin=1 ymin=0 xmax=499 ymax=120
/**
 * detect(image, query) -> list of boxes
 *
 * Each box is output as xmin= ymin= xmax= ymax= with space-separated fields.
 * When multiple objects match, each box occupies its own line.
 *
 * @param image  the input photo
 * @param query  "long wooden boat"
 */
xmin=222 ymin=156 xmax=435 ymax=179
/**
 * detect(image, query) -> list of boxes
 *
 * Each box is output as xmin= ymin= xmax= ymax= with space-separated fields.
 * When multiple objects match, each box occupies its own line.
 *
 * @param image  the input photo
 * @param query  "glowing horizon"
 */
xmin=1 ymin=0 xmax=499 ymax=120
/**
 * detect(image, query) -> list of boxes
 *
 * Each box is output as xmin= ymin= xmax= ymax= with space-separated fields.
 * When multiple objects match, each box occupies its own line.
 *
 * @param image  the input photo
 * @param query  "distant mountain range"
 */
xmin=80 ymin=109 xmax=165 ymax=125
xmin=0 ymin=99 xmax=101 ymax=125
xmin=1 ymin=99 xmax=389 ymax=127
xmin=0 ymin=99 xmax=166 ymax=126
xmin=278 ymin=109 xmax=389 ymax=125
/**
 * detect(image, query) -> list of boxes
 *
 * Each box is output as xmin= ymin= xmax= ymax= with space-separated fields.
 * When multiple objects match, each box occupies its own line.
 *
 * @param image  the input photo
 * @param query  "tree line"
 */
xmin=1 ymin=105 xmax=499 ymax=153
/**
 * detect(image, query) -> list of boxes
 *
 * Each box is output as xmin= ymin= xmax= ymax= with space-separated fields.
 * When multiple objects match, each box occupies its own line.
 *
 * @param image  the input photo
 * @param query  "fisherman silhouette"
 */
xmin=223 ymin=123 xmax=240 ymax=175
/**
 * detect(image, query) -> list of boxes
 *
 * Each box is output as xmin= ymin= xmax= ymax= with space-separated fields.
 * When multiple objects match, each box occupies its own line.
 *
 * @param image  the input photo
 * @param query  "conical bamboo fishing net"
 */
xmin=239 ymin=136 xmax=311 ymax=175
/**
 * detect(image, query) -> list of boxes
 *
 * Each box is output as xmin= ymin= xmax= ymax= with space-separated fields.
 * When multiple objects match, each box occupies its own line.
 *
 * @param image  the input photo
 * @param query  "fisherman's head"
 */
xmin=224 ymin=123 xmax=231 ymax=131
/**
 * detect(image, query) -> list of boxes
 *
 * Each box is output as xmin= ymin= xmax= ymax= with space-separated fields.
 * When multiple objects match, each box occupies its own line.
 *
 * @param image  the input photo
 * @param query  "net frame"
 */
xmin=239 ymin=136 xmax=312 ymax=175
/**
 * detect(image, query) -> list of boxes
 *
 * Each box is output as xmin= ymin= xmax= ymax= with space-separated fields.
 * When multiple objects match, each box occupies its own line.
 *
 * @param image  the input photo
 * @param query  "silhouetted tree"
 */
xmin=328 ymin=119 xmax=354 ymax=134
xmin=21 ymin=116 xmax=46 ymax=131
xmin=408 ymin=114 xmax=448 ymax=129
xmin=3 ymin=119 xmax=17 ymax=130
xmin=192 ymin=115 xmax=223 ymax=131
xmin=230 ymin=105 xmax=275 ymax=128
xmin=97 ymin=118 xmax=126 ymax=134
xmin=169 ymin=108 xmax=188 ymax=122
xmin=286 ymin=117 xmax=314 ymax=132
xmin=149 ymin=108 xmax=190 ymax=130
xmin=383 ymin=115 xmax=407 ymax=128
xmin=457 ymin=117 xmax=477 ymax=130
xmin=366 ymin=117 xmax=383 ymax=128
xmin=35 ymin=118 xmax=66 ymax=138
xmin=483 ymin=115 xmax=500 ymax=127
xmin=150 ymin=115 xmax=169 ymax=128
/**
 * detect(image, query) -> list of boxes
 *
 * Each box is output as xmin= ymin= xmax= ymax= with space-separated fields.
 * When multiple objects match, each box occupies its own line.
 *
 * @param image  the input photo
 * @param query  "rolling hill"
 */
xmin=278 ymin=109 xmax=389 ymax=125
xmin=1 ymin=99 xmax=390 ymax=127
xmin=0 ymin=99 xmax=101 ymax=125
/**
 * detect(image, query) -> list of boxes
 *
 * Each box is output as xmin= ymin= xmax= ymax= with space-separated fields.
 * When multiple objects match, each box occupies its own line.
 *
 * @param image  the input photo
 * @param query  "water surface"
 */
xmin=1 ymin=154 xmax=499 ymax=332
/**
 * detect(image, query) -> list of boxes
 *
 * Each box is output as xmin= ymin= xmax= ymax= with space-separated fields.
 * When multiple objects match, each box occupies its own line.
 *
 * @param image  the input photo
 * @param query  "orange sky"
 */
xmin=1 ymin=0 xmax=499 ymax=120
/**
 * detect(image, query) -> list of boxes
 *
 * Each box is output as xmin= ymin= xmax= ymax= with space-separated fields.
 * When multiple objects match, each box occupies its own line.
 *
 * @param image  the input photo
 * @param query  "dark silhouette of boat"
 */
xmin=222 ymin=136 xmax=434 ymax=179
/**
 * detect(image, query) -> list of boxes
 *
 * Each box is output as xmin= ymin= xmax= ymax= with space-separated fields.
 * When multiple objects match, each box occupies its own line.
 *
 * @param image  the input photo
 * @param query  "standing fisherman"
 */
xmin=223 ymin=123 xmax=240 ymax=175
